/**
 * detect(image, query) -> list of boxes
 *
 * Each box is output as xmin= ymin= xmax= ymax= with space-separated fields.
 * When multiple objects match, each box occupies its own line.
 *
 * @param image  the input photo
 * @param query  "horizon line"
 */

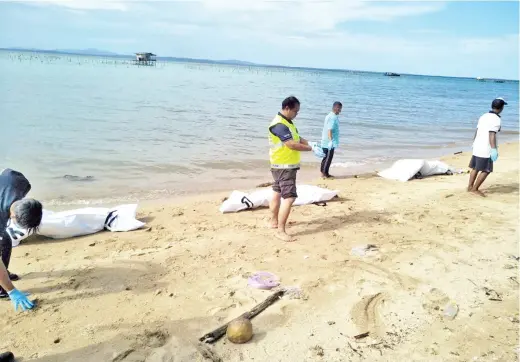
xmin=1 ymin=47 xmax=518 ymax=82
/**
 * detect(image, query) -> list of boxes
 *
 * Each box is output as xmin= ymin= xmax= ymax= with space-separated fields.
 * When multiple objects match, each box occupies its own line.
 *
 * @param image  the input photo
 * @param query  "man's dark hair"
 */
xmin=333 ymin=101 xmax=342 ymax=108
xmin=491 ymin=98 xmax=506 ymax=110
xmin=282 ymin=96 xmax=300 ymax=110
xmin=12 ymin=199 xmax=43 ymax=233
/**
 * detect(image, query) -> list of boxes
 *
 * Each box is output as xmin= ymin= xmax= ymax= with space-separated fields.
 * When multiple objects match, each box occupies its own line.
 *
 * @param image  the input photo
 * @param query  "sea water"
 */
xmin=1 ymin=51 xmax=518 ymax=205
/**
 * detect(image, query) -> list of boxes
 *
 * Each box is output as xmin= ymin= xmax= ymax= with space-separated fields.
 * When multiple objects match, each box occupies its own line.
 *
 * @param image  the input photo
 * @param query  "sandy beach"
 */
xmin=1 ymin=143 xmax=518 ymax=362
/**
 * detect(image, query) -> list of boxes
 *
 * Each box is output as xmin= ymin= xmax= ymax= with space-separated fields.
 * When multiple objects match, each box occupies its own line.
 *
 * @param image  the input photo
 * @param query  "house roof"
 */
xmin=135 ymin=52 xmax=156 ymax=56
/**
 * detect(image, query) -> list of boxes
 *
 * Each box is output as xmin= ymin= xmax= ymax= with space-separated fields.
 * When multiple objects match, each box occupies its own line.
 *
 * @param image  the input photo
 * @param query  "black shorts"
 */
xmin=469 ymin=155 xmax=493 ymax=173
xmin=271 ymin=168 xmax=298 ymax=199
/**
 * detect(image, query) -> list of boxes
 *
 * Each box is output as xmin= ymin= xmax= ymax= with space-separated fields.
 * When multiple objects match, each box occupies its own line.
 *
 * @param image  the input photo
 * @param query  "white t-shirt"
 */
xmin=472 ymin=112 xmax=501 ymax=158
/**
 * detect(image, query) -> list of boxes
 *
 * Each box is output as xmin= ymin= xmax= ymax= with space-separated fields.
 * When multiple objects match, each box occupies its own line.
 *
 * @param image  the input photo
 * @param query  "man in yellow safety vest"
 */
xmin=268 ymin=96 xmax=325 ymax=241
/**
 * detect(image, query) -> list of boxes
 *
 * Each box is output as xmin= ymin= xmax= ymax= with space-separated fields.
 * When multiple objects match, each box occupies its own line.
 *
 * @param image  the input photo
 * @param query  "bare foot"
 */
xmin=267 ymin=221 xmax=278 ymax=229
xmin=467 ymin=186 xmax=473 ymax=192
xmin=471 ymin=190 xmax=487 ymax=197
xmin=275 ymin=230 xmax=294 ymax=242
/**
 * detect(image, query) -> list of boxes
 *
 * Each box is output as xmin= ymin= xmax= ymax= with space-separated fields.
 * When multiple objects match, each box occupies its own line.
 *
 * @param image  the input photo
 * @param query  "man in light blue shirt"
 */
xmin=320 ymin=101 xmax=342 ymax=178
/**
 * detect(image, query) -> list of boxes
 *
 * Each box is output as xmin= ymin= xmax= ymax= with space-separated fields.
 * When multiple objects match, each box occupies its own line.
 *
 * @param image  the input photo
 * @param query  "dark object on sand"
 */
xmin=256 ymin=182 xmax=273 ymax=188
xmin=0 ymin=352 xmax=14 ymax=362
xmin=63 ymin=175 xmax=95 ymax=182
xmin=199 ymin=290 xmax=284 ymax=344
xmin=483 ymin=287 xmax=502 ymax=301
xmin=414 ymin=169 xmax=453 ymax=180
xmin=384 ymin=72 xmax=400 ymax=77
xmin=454 ymin=151 xmax=463 ymax=155
xmin=353 ymin=332 xmax=370 ymax=340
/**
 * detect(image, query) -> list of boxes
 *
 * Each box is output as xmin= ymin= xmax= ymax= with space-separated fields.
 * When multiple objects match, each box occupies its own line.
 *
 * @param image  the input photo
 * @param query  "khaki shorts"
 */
xmin=271 ymin=168 xmax=298 ymax=199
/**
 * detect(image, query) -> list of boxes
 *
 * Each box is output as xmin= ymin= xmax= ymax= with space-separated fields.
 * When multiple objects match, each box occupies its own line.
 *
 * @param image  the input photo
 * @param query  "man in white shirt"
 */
xmin=467 ymin=97 xmax=507 ymax=196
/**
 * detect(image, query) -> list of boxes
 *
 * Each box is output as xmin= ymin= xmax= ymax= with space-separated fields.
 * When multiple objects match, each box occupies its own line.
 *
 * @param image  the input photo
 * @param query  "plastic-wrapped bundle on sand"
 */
xmin=6 ymin=204 xmax=145 ymax=247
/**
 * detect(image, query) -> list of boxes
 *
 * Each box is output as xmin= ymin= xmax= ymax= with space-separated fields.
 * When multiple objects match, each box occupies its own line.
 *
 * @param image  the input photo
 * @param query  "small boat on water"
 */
xmin=476 ymin=77 xmax=505 ymax=83
xmin=384 ymin=72 xmax=400 ymax=77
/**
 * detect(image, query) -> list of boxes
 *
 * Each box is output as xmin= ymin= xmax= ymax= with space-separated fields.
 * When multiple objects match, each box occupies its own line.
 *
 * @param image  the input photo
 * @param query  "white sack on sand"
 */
xmin=378 ymin=159 xmax=461 ymax=182
xmin=6 ymin=204 xmax=145 ymax=246
xmin=219 ymin=185 xmax=338 ymax=213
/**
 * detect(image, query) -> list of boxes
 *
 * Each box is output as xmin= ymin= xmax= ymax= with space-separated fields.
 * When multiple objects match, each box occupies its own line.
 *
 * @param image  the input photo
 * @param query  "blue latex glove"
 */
xmin=490 ymin=148 xmax=498 ymax=162
xmin=8 ymin=289 xmax=34 ymax=311
xmin=308 ymin=142 xmax=325 ymax=158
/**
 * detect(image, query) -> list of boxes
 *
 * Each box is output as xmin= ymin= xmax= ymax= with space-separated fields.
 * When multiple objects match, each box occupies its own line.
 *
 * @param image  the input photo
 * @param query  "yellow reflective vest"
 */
xmin=268 ymin=113 xmax=301 ymax=169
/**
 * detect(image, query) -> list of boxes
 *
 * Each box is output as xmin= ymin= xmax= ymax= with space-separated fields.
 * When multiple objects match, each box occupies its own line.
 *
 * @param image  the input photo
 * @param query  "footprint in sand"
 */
xmin=420 ymin=287 xmax=450 ymax=313
xmin=141 ymin=330 xmax=169 ymax=349
xmin=144 ymin=336 xmax=200 ymax=362
xmin=351 ymin=292 xmax=387 ymax=338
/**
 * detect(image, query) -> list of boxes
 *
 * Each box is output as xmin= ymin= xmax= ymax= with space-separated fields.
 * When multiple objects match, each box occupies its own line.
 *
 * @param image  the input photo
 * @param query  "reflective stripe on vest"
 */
xmin=270 ymin=163 xmax=301 ymax=169
xmin=268 ymin=114 xmax=301 ymax=168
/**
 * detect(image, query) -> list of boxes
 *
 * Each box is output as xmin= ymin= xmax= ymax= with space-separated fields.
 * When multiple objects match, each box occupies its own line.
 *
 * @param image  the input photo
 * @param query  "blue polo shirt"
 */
xmin=321 ymin=112 xmax=340 ymax=149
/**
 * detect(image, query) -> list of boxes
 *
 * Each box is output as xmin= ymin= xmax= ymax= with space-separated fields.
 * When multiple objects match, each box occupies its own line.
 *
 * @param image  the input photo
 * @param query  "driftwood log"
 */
xmin=199 ymin=290 xmax=285 ymax=344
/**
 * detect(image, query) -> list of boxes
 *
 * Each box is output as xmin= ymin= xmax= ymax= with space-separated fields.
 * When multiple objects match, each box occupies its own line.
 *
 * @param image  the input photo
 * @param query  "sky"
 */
xmin=0 ymin=0 xmax=518 ymax=79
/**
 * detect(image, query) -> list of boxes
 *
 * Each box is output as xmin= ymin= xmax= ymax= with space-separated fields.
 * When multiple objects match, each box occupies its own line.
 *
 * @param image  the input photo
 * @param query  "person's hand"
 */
xmin=308 ymin=142 xmax=325 ymax=158
xmin=328 ymin=140 xmax=333 ymax=149
xmin=8 ymin=289 xmax=34 ymax=311
xmin=490 ymin=148 xmax=498 ymax=162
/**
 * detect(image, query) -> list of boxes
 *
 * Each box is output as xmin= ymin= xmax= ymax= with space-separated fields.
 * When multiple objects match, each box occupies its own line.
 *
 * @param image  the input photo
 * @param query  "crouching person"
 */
xmin=0 ymin=168 xmax=42 ymax=299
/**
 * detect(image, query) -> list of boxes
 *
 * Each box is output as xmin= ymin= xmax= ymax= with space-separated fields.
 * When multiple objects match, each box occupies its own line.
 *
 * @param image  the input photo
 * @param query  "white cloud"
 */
xmin=194 ymin=0 xmax=446 ymax=33
xmin=13 ymin=0 xmax=129 ymax=10
xmin=15 ymin=0 xmax=445 ymax=24
xmin=11 ymin=0 xmax=448 ymax=53
xmin=16 ymin=0 xmax=446 ymax=42
xmin=297 ymin=1 xmax=443 ymax=27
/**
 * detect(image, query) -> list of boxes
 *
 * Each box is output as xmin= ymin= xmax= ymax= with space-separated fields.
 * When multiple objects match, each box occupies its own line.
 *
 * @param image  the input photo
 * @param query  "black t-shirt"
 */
xmin=0 ymin=169 xmax=31 ymax=231
xmin=269 ymin=113 xmax=296 ymax=142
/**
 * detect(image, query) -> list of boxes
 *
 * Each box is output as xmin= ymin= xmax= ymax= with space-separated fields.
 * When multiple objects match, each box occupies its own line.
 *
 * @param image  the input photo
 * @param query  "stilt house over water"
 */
xmin=134 ymin=52 xmax=156 ymax=66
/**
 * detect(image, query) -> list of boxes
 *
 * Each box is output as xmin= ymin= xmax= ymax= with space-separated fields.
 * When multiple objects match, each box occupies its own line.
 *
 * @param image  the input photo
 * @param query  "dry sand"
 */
xmin=1 ymin=143 xmax=518 ymax=362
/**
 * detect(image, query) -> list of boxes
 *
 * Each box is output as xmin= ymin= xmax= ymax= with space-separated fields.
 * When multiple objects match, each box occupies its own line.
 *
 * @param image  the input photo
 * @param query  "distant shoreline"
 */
xmin=2 ymin=47 xmax=518 ymax=82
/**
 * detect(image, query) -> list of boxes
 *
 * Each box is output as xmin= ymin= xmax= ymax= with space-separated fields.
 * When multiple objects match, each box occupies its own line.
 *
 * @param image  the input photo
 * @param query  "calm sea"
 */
xmin=1 ymin=51 xmax=518 ymax=205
